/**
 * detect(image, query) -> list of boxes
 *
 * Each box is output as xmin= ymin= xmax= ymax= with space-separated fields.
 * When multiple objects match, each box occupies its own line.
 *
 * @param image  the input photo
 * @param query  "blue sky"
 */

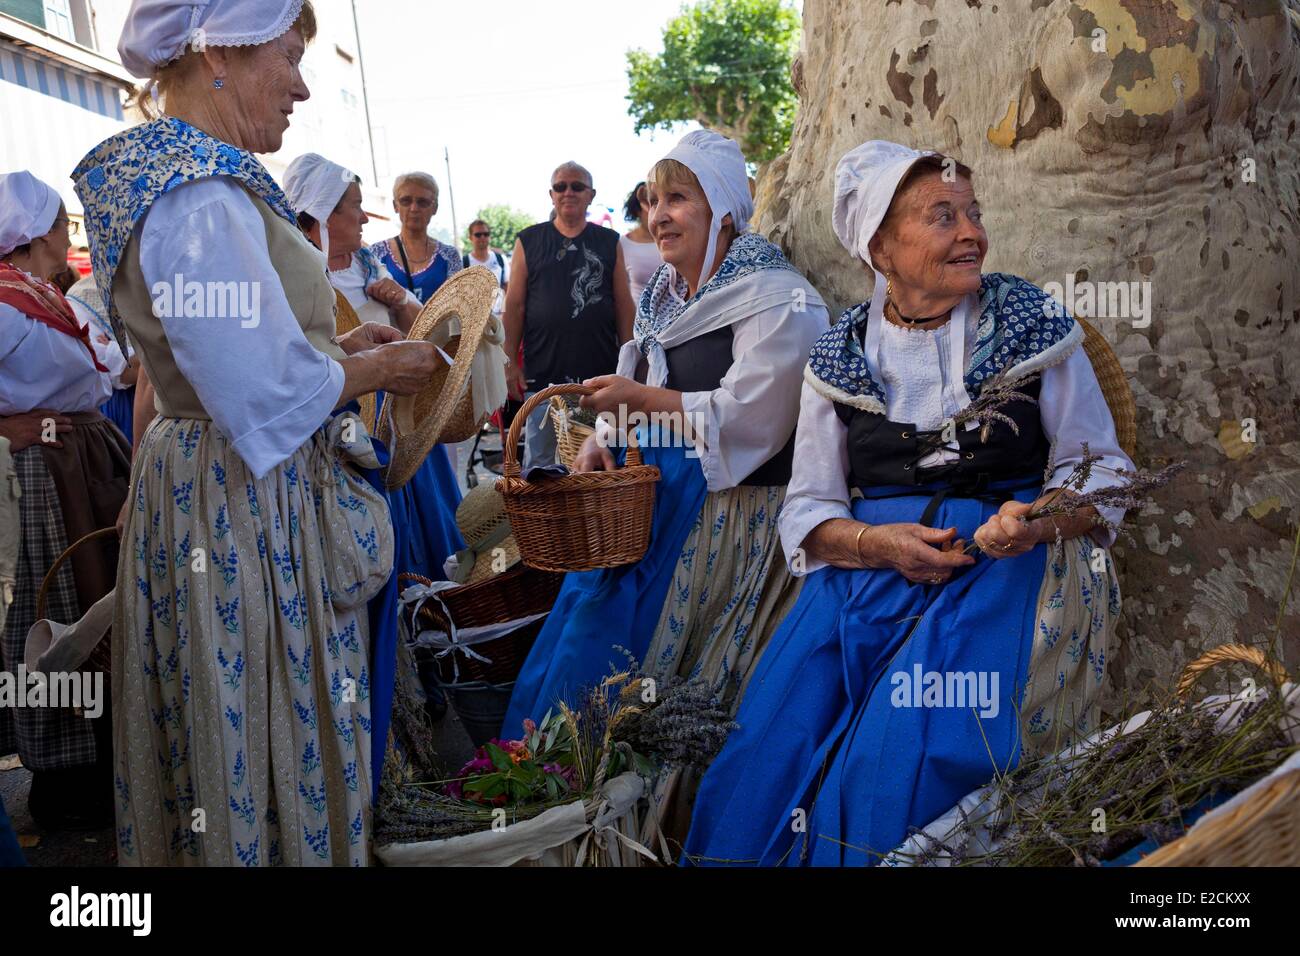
xmin=356 ymin=0 xmax=702 ymax=238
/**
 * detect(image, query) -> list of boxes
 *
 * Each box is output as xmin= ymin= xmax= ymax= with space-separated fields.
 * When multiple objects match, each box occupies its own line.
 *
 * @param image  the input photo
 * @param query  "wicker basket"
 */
xmin=1077 ymin=317 xmax=1137 ymax=459
xmin=399 ymin=568 xmax=562 ymax=685
xmin=549 ymin=396 xmax=596 ymax=470
xmin=498 ymin=384 xmax=659 ymax=572
xmin=35 ymin=526 xmax=116 ymax=675
xmin=1137 ymin=643 xmax=1299 ymax=867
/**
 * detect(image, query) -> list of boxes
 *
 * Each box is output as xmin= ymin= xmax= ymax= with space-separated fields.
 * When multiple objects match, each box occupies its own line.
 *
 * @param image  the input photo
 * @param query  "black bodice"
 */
xmin=634 ymin=325 xmax=795 ymax=486
xmin=833 ymin=377 xmax=1050 ymax=516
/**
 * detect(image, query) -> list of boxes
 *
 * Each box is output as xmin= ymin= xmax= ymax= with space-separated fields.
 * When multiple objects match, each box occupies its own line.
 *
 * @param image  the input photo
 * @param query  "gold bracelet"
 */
xmin=854 ymin=524 xmax=871 ymax=565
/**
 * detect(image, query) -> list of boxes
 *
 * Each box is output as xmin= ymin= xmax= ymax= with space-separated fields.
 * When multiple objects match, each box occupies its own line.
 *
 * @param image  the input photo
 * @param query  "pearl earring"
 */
xmin=213 ymin=77 xmax=225 ymax=90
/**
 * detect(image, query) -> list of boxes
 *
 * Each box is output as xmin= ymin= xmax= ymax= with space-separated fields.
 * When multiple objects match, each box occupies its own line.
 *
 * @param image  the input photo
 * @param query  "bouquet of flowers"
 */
xmin=445 ymin=712 xmax=579 ymax=806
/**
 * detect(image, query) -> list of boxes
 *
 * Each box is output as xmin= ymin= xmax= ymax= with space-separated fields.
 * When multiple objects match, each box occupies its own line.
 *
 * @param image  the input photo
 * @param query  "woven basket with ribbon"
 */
xmin=549 ymin=396 xmax=596 ymax=470
xmin=498 ymin=383 xmax=659 ymax=573
xmin=33 ymin=526 xmax=116 ymax=675
xmin=1136 ymin=644 xmax=1299 ymax=867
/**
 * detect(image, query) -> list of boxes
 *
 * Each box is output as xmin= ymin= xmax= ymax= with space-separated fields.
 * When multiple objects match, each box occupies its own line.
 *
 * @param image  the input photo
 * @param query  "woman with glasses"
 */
xmin=369 ymin=172 xmax=463 ymax=305
xmin=0 ymin=171 xmax=128 ymax=830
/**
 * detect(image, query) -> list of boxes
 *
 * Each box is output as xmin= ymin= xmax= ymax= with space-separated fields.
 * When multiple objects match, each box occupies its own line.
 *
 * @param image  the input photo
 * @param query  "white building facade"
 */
xmin=0 ymin=0 xmax=391 ymax=243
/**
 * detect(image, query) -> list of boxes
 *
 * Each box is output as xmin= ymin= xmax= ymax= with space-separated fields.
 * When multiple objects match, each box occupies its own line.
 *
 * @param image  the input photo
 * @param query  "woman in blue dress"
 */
xmin=369 ymin=172 xmax=464 ymax=304
xmin=503 ymin=131 xmax=828 ymax=759
xmin=284 ymin=154 xmax=465 ymax=584
xmin=684 ymin=140 xmax=1135 ymax=866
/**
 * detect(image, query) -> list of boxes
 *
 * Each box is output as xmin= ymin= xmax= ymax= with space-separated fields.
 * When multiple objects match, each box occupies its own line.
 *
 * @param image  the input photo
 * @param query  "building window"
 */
xmin=42 ymin=0 xmax=73 ymax=40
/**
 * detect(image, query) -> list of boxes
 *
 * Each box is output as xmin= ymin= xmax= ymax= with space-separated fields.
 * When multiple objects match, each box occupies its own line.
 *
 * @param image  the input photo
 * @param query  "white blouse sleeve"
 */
xmin=1038 ymin=345 xmax=1135 ymax=549
xmin=371 ymin=257 xmax=421 ymax=309
xmin=678 ymin=299 xmax=827 ymax=492
xmin=0 ymin=302 xmax=113 ymax=416
xmin=137 ymin=177 xmax=345 ymax=479
xmin=777 ymin=379 xmax=854 ymax=575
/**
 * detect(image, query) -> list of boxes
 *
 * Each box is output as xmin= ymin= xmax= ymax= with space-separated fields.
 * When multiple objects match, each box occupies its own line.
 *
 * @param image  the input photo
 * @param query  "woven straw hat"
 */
xmin=381 ymin=268 xmax=497 ymax=490
xmin=1076 ymin=317 xmax=1137 ymax=458
xmin=333 ymin=290 xmax=376 ymax=429
xmin=451 ymin=483 xmax=521 ymax=584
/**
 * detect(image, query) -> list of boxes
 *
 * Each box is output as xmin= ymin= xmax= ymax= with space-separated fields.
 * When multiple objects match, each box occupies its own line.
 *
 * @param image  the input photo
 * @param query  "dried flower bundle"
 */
xmin=375 ymin=651 xmax=736 ymax=846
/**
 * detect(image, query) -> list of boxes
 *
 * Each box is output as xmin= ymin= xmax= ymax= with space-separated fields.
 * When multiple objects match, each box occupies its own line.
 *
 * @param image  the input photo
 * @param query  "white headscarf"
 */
xmin=283 ymin=152 xmax=356 ymax=261
xmin=658 ymin=129 xmax=753 ymax=291
xmin=831 ymin=140 xmax=941 ymax=338
xmin=117 ymin=0 xmax=306 ymax=78
xmin=0 ymin=171 xmax=62 ymax=258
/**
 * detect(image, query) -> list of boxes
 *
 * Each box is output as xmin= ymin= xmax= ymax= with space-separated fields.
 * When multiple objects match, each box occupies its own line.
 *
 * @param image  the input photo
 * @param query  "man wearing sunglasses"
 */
xmin=503 ymin=161 xmax=635 ymax=470
xmin=462 ymin=219 xmax=508 ymax=298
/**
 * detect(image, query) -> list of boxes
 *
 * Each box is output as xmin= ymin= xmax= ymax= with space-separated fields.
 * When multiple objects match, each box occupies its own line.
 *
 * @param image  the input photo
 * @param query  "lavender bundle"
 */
xmin=963 ymin=443 xmax=1186 ymax=554
xmin=952 ymin=369 xmax=1040 ymax=444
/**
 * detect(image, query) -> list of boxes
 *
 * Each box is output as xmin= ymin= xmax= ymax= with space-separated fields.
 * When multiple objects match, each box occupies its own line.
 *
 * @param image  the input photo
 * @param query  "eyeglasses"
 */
xmin=397 ymin=196 xmax=435 ymax=209
xmin=551 ymin=181 xmax=590 ymax=194
xmin=53 ymin=217 xmax=81 ymax=238
xmin=472 ymin=231 xmax=491 ymax=238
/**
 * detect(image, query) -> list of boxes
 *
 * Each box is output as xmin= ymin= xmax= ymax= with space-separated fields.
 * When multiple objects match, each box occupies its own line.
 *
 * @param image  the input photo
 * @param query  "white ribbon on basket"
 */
xmin=398 ymin=578 xmax=547 ymax=684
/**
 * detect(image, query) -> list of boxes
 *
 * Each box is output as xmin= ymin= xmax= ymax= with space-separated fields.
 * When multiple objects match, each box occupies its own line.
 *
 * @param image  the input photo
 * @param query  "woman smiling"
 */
xmin=684 ymin=140 xmax=1135 ymax=866
xmin=503 ymin=133 xmax=829 ymax=836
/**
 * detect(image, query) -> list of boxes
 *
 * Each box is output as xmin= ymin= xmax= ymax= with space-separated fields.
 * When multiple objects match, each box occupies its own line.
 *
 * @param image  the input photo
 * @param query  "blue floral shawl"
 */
xmin=804 ymin=273 xmax=1083 ymax=413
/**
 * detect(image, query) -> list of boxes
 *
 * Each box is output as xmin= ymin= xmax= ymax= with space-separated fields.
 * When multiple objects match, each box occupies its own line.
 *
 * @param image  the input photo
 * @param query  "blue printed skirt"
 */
xmin=683 ymin=485 xmax=1119 ymax=866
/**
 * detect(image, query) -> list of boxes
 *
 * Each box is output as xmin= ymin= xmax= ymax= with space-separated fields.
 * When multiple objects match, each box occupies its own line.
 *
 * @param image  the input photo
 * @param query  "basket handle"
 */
xmin=36 ymin=526 xmax=118 ymax=620
xmin=1176 ymin=643 xmax=1290 ymax=702
xmin=502 ymin=383 xmax=642 ymax=478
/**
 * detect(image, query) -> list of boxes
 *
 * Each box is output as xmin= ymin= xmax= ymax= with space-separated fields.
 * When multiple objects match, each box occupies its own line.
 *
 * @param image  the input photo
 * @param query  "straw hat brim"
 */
xmin=381 ymin=267 xmax=498 ymax=490
xmin=1077 ymin=317 xmax=1137 ymax=458
xmin=333 ymin=290 xmax=376 ymax=430
xmin=454 ymin=483 xmax=522 ymax=582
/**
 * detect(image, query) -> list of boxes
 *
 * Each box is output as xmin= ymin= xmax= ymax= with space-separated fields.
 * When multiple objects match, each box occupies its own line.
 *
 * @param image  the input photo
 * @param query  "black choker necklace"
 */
xmin=886 ymin=299 xmax=948 ymax=326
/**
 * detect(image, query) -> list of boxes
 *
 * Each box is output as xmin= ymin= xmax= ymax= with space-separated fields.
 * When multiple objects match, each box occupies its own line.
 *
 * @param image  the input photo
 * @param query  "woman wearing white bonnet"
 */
xmin=685 ymin=140 xmax=1134 ymax=865
xmin=284 ymin=150 xmax=475 ymax=599
xmin=0 ymin=171 xmax=128 ymax=830
xmin=503 ymin=129 xmax=829 ymax=834
xmin=283 ymin=153 xmax=421 ymax=333
xmin=73 ymin=0 xmax=439 ymax=866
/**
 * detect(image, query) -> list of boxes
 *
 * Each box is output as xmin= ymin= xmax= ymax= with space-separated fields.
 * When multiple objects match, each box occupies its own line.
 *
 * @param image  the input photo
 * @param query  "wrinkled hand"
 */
xmin=366 ymin=278 xmax=409 ymax=309
xmin=973 ymin=500 xmax=1039 ymax=559
xmin=865 ymin=523 xmax=975 ymax=584
xmin=0 ymin=409 xmax=72 ymax=451
xmin=579 ymin=374 xmax=644 ymax=416
xmin=336 ymin=321 xmax=404 ymax=355
xmin=572 ymin=433 xmax=616 ymax=473
xmin=375 ymin=341 xmax=439 ymax=396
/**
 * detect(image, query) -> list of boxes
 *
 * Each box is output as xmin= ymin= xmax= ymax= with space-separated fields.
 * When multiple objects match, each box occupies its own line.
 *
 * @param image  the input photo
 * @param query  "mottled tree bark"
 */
xmin=757 ymin=0 xmax=1300 ymax=710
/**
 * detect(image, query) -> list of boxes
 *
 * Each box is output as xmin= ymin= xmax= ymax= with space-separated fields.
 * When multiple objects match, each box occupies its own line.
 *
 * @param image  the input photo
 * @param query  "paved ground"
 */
xmin=2 ymin=424 xmax=515 ymax=866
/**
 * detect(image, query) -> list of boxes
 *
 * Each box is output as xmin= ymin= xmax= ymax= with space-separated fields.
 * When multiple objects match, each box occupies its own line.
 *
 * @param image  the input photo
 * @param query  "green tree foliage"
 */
xmin=626 ymin=0 xmax=800 ymax=165
xmin=466 ymin=204 xmax=536 ymax=253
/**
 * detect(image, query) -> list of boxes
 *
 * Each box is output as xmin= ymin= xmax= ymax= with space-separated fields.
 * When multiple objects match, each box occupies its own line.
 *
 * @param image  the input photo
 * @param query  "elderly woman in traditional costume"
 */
xmin=284 ymin=152 xmax=466 ymax=590
xmin=369 ymin=172 xmax=464 ymax=303
xmin=684 ymin=141 xmax=1135 ymax=866
xmin=504 ymin=131 xmax=828 ymax=751
xmin=73 ymin=0 xmax=438 ymax=866
xmin=284 ymin=153 xmax=421 ymax=333
xmin=0 ymin=171 xmax=128 ymax=830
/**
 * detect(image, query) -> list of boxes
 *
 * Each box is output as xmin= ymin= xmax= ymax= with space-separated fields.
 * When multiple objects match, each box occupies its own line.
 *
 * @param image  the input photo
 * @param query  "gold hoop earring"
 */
xmin=885 ymin=274 xmax=893 ymax=299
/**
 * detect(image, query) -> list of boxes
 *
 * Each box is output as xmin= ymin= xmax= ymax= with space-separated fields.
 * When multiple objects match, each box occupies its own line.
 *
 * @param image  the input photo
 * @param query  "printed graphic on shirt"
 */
xmin=571 ymin=246 xmax=606 ymax=319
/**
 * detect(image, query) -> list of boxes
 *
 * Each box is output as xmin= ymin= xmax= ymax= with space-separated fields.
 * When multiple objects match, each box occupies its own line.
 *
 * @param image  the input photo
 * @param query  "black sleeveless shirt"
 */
xmin=634 ymin=325 xmax=795 ymax=486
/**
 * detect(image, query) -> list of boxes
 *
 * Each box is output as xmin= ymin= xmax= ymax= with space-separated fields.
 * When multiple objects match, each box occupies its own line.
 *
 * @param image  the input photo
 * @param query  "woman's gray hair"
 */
xmin=393 ymin=171 xmax=440 ymax=204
